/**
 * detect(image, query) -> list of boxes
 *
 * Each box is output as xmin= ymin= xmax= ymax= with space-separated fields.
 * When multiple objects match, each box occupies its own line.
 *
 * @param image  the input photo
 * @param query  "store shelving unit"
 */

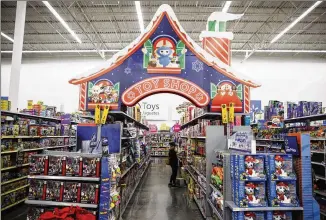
xmin=148 ymin=132 xmax=174 ymax=157
xmin=181 ymin=112 xmax=221 ymax=129
xmin=0 ymin=110 xmax=76 ymax=212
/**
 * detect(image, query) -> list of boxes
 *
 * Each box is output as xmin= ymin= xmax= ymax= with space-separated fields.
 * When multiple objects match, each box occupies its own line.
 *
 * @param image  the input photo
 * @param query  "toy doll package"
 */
xmin=65 ymin=156 xmax=82 ymax=176
xmin=28 ymin=179 xmax=44 ymax=200
xmin=63 ymin=182 xmax=80 ymax=202
xmin=238 ymin=155 xmax=266 ymax=181
xmin=48 ymin=156 xmax=65 ymax=176
xmin=82 ymin=157 xmax=100 ymax=177
xmin=234 ymin=211 xmax=266 ymax=220
xmin=267 ymin=211 xmax=292 ymax=220
xmin=268 ymin=180 xmax=299 ymax=207
xmin=237 ymin=181 xmax=267 ymax=207
xmin=29 ymin=155 xmax=48 ymax=175
xmin=81 ymin=183 xmax=99 ymax=204
xmin=267 ymin=155 xmax=296 ymax=181
xmin=46 ymin=181 xmax=63 ymax=201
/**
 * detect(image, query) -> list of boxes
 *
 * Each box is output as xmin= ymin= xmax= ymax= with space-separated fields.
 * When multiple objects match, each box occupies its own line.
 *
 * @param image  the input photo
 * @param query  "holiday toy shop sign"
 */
xmin=122 ymin=77 xmax=210 ymax=107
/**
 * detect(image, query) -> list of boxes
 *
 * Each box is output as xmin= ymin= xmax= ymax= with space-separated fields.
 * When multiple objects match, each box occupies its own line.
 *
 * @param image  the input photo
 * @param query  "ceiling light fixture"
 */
xmin=222 ymin=1 xmax=232 ymax=13
xmin=135 ymin=1 xmax=144 ymax=33
xmin=1 ymin=49 xmax=326 ymax=54
xmin=1 ymin=32 xmax=14 ymax=43
xmin=270 ymin=1 xmax=322 ymax=44
xmin=42 ymin=1 xmax=82 ymax=43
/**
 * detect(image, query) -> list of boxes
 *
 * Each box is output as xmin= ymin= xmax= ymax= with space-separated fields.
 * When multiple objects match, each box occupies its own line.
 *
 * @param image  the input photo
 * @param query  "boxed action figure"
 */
xmin=63 ymin=182 xmax=80 ymax=203
xmin=236 ymin=181 xmax=267 ymax=208
xmin=82 ymin=157 xmax=100 ymax=177
xmin=48 ymin=156 xmax=65 ymax=176
xmin=46 ymin=181 xmax=63 ymax=201
xmin=267 ymin=155 xmax=296 ymax=181
xmin=28 ymin=179 xmax=45 ymax=200
xmin=267 ymin=180 xmax=299 ymax=207
xmin=64 ymin=156 xmax=82 ymax=176
xmin=29 ymin=155 xmax=49 ymax=175
xmin=81 ymin=183 xmax=99 ymax=204
xmin=238 ymin=155 xmax=266 ymax=181
xmin=267 ymin=211 xmax=292 ymax=220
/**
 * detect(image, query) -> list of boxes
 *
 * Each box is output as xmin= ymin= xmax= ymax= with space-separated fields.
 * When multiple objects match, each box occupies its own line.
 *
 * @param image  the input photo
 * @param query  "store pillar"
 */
xmin=9 ymin=1 xmax=26 ymax=111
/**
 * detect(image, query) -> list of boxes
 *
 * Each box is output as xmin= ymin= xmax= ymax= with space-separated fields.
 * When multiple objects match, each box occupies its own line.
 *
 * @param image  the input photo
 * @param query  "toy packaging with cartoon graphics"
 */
xmin=46 ymin=181 xmax=63 ymax=201
xmin=267 ymin=211 xmax=292 ymax=220
xmin=81 ymin=183 xmax=99 ymax=204
xmin=26 ymin=207 xmax=45 ymax=220
xmin=28 ymin=179 xmax=45 ymax=200
xmin=266 ymin=155 xmax=296 ymax=181
xmin=236 ymin=181 xmax=267 ymax=207
xmin=238 ymin=155 xmax=266 ymax=181
xmin=29 ymin=155 xmax=49 ymax=175
xmin=83 ymin=157 xmax=100 ymax=177
xmin=267 ymin=180 xmax=299 ymax=207
xmin=48 ymin=156 xmax=65 ymax=176
xmin=64 ymin=156 xmax=82 ymax=176
xmin=233 ymin=211 xmax=266 ymax=220
xmin=63 ymin=182 xmax=80 ymax=203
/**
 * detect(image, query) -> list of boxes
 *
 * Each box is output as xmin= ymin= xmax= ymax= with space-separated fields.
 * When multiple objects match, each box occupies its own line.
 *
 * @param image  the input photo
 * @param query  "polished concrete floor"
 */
xmin=122 ymin=157 xmax=203 ymax=220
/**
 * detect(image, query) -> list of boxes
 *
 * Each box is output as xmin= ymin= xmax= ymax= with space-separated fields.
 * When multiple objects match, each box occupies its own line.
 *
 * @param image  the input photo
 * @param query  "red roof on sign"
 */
xmin=69 ymin=4 xmax=260 ymax=88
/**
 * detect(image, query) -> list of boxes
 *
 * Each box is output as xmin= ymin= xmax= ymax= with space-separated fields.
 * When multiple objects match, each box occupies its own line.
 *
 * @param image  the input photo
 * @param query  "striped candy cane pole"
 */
xmin=244 ymin=85 xmax=250 ymax=113
xmin=79 ymin=82 xmax=87 ymax=110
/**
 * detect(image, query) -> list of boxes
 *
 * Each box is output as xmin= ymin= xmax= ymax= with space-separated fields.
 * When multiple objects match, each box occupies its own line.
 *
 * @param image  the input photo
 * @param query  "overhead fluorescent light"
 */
xmin=222 ymin=1 xmax=232 ymax=13
xmin=1 ymin=32 xmax=14 ymax=43
xmin=135 ymin=1 xmax=144 ymax=33
xmin=42 ymin=1 xmax=82 ymax=43
xmin=270 ymin=1 xmax=322 ymax=44
xmin=2 ymin=49 xmax=326 ymax=54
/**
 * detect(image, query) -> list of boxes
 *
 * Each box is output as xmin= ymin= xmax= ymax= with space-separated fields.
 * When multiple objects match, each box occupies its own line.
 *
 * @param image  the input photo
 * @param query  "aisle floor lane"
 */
xmin=122 ymin=158 xmax=203 ymax=220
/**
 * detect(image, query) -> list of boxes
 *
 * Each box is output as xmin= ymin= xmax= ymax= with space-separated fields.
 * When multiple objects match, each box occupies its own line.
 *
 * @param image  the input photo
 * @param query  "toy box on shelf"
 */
xmin=0 ymin=110 xmax=77 ymax=212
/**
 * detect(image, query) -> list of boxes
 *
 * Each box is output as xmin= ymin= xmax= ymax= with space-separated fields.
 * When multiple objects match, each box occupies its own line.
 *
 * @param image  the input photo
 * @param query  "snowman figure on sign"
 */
xmin=245 ymin=182 xmax=260 ymax=204
xmin=244 ymin=212 xmax=256 ymax=220
xmin=244 ymin=156 xmax=259 ymax=178
xmin=274 ymin=155 xmax=288 ymax=178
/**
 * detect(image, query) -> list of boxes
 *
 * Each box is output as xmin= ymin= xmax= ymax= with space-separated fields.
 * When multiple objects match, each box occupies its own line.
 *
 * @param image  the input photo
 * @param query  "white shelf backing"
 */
xmin=225 ymin=201 xmax=303 ymax=212
xmin=25 ymin=200 xmax=98 ymax=208
xmin=28 ymin=175 xmax=100 ymax=182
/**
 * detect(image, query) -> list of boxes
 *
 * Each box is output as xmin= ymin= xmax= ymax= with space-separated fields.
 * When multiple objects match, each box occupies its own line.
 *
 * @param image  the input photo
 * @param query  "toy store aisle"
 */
xmin=122 ymin=157 xmax=203 ymax=220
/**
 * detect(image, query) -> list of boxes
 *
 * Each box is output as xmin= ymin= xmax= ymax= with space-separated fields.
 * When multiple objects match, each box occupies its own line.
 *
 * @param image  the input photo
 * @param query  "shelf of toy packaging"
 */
xmin=225 ymin=201 xmax=304 ymax=211
xmin=28 ymin=175 xmax=100 ymax=182
xmin=25 ymin=200 xmax=98 ymax=209
xmin=181 ymin=112 xmax=221 ymax=129
xmin=284 ymin=113 xmax=326 ymax=124
xmin=1 ymin=110 xmax=78 ymax=124
xmin=81 ymin=111 xmax=149 ymax=130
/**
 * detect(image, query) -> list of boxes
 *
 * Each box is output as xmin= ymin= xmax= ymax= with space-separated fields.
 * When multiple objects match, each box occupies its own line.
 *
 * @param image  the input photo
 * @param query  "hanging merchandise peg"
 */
xmin=228 ymin=103 xmax=234 ymax=123
xmin=95 ymin=105 xmax=101 ymax=124
xmin=221 ymin=104 xmax=228 ymax=124
xmin=101 ymin=105 xmax=110 ymax=124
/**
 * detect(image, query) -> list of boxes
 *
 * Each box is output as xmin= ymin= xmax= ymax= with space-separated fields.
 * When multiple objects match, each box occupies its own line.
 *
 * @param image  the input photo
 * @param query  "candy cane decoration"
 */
xmin=244 ymin=85 xmax=250 ymax=113
xmin=79 ymin=82 xmax=87 ymax=110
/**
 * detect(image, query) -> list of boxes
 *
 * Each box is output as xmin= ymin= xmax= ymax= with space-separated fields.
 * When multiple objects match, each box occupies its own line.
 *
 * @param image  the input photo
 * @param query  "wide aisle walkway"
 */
xmin=122 ymin=157 xmax=203 ymax=220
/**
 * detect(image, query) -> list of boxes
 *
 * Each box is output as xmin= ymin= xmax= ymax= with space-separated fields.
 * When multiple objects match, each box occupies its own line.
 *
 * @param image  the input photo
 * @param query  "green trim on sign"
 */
xmin=88 ymin=82 xmax=94 ymax=97
xmin=210 ymin=83 xmax=217 ymax=98
xmin=143 ymin=40 xmax=153 ymax=68
xmin=208 ymin=21 xmax=216 ymax=31
xmin=176 ymin=40 xmax=186 ymax=69
xmin=114 ymin=83 xmax=120 ymax=95
xmin=219 ymin=22 xmax=226 ymax=32
xmin=237 ymin=84 xmax=243 ymax=100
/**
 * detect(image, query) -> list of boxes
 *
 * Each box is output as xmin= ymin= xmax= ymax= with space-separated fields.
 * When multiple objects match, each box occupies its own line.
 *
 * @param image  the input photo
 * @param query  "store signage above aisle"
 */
xmin=228 ymin=131 xmax=256 ymax=154
xmin=69 ymin=4 xmax=260 ymax=112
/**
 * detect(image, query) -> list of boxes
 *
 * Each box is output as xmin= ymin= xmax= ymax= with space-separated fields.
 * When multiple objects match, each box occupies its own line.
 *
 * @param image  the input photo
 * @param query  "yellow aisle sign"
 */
xmin=95 ymin=105 xmax=101 ymax=124
xmin=101 ymin=105 xmax=110 ymax=124
xmin=221 ymin=104 xmax=228 ymax=124
xmin=229 ymin=103 xmax=235 ymax=123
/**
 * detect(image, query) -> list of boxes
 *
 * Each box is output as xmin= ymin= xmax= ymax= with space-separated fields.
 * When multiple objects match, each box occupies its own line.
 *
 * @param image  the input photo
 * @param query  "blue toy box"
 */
xmin=236 ymin=181 xmax=267 ymax=208
xmin=237 ymin=155 xmax=266 ymax=181
xmin=233 ymin=211 xmax=266 ymax=220
xmin=267 ymin=180 xmax=299 ymax=207
xmin=266 ymin=155 xmax=296 ymax=181
xmin=267 ymin=211 xmax=292 ymax=220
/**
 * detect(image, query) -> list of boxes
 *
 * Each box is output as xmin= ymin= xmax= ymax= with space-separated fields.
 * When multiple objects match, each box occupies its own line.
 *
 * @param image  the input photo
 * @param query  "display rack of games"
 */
xmin=284 ymin=113 xmax=326 ymax=219
xmin=1 ymin=110 xmax=77 ymax=212
xmin=149 ymin=132 xmax=174 ymax=157
xmin=24 ymin=151 xmax=102 ymax=220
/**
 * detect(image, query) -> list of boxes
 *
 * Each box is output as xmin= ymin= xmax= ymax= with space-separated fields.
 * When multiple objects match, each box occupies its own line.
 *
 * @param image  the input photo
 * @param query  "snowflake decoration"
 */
xmin=192 ymin=60 xmax=203 ymax=72
xmin=112 ymin=72 xmax=114 ymax=76
xmin=124 ymin=67 xmax=131 ymax=75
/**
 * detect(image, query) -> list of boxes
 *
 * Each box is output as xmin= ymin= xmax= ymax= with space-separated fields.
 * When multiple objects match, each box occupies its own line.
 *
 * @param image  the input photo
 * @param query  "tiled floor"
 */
xmin=122 ymin=157 xmax=203 ymax=220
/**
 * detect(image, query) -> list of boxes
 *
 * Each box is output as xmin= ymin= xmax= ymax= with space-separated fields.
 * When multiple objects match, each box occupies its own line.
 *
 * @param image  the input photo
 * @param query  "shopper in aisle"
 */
xmin=168 ymin=142 xmax=178 ymax=187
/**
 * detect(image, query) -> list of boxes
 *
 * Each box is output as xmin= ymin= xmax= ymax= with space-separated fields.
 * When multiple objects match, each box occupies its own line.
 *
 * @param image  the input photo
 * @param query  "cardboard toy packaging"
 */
xmin=234 ymin=211 xmax=266 ymax=220
xmin=267 ymin=180 xmax=299 ymax=207
xmin=236 ymin=181 xmax=267 ymax=207
xmin=266 ymin=155 xmax=296 ymax=181
xmin=237 ymin=155 xmax=266 ymax=181
xmin=298 ymin=101 xmax=309 ymax=117
xmin=267 ymin=211 xmax=292 ymax=220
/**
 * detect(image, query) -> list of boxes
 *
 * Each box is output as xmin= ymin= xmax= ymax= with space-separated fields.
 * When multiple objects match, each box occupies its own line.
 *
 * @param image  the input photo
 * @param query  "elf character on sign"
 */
xmin=211 ymin=82 xmax=243 ymax=112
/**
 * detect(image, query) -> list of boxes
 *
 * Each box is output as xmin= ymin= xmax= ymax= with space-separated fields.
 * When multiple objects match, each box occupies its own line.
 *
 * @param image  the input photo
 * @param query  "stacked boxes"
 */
xmin=232 ymin=211 xmax=293 ymax=220
xmin=285 ymin=101 xmax=322 ymax=118
xmin=266 ymin=155 xmax=299 ymax=207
